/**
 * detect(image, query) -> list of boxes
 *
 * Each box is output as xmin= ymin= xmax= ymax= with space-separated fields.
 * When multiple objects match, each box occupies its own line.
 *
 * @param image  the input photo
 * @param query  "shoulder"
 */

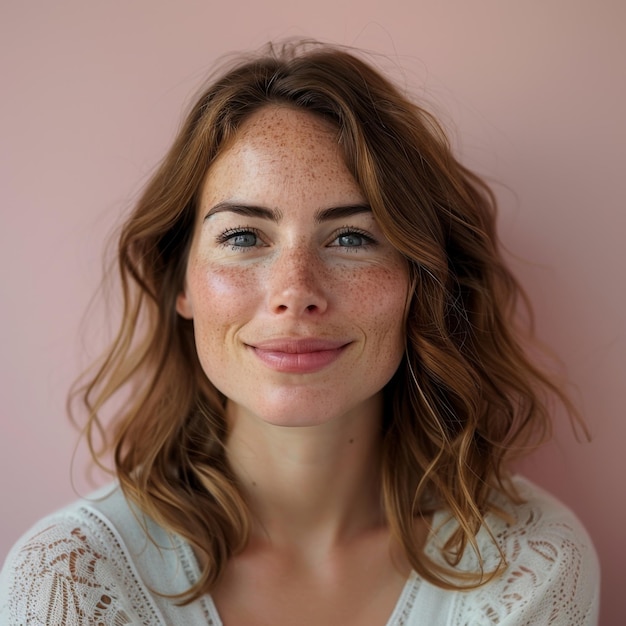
xmin=491 ymin=476 xmax=600 ymax=588
xmin=443 ymin=476 xmax=601 ymax=625
xmin=0 ymin=485 xmax=166 ymax=625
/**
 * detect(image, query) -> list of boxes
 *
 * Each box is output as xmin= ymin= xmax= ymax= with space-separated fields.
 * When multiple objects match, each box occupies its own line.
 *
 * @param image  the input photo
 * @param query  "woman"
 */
xmin=0 ymin=41 xmax=599 ymax=624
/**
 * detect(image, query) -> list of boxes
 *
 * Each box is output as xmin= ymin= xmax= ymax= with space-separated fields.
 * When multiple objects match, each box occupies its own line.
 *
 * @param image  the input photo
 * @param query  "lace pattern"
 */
xmin=0 ymin=512 xmax=163 ymax=625
xmin=0 ymin=477 xmax=599 ymax=625
xmin=430 ymin=481 xmax=600 ymax=625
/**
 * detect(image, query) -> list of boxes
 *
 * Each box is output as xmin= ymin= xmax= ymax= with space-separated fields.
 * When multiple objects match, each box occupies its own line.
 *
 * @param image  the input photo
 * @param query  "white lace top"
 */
xmin=0 ymin=476 xmax=599 ymax=625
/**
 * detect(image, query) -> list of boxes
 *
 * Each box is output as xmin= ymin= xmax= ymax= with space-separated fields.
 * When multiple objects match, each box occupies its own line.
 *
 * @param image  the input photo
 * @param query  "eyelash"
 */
xmin=216 ymin=227 xmax=263 ymax=251
xmin=332 ymin=227 xmax=376 ymax=250
xmin=215 ymin=226 xmax=377 ymax=251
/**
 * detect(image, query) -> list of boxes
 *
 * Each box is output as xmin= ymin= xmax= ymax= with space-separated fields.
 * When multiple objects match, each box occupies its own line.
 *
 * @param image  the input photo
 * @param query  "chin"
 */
xmin=226 ymin=388 xmax=381 ymax=430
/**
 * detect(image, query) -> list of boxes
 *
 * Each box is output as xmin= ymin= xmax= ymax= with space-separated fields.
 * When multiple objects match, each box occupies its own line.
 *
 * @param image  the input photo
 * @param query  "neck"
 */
xmin=224 ymin=395 xmax=386 ymax=551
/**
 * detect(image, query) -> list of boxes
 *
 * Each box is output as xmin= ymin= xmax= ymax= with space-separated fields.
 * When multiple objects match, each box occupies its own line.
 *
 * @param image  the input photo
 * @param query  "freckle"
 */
xmin=251 ymin=480 xmax=257 ymax=487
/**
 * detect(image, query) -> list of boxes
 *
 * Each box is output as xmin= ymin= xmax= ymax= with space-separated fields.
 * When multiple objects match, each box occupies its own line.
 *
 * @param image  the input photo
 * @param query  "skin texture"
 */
xmin=177 ymin=106 xmax=409 ymax=430
xmin=176 ymin=106 xmax=416 ymax=625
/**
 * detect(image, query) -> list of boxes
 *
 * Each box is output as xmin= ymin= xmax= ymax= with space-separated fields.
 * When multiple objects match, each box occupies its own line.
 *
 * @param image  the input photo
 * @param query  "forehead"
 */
xmin=199 ymin=106 xmax=362 ymax=209
xmin=233 ymin=105 xmax=340 ymax=160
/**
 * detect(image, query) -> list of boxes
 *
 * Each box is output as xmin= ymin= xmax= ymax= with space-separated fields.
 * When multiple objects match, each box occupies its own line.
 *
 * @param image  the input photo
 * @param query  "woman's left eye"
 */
xmin=331 ymin=229 xmax=375 ymax=249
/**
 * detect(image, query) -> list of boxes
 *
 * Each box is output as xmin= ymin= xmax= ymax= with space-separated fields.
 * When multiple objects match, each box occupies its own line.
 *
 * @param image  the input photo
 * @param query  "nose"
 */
xmin=267 ymin=246 xmax=328 ymax=316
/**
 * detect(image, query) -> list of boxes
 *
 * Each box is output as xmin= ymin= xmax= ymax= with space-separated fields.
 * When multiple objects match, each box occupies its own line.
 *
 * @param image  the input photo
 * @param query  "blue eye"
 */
xmin=333 ymin=228 xmax=375 ymax=249
xmin=337 ymin=233 xmax=365 ymax=247
xmin=229 ymin=232 xmax=257 ymax=247
xmin=218 ymin=228 xmax=260 ymax=249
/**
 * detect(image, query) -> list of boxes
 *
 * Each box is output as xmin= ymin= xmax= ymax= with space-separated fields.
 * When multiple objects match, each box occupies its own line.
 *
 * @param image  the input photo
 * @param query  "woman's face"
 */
xmin=177 ymin=105 xmax=409 ymax=428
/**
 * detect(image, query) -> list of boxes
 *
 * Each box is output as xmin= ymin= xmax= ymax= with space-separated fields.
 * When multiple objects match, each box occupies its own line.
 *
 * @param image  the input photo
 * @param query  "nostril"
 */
xmin=268 ymin=268 xmax=328 ymax=315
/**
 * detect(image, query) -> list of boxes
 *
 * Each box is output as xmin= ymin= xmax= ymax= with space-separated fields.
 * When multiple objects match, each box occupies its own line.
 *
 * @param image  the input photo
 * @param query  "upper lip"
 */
xmin=247 ymin=338 xmax=351 ymax=353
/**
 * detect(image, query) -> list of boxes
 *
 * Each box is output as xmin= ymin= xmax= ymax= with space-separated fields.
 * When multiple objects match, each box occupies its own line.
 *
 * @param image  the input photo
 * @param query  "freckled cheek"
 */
xmin=193 ymin=262 xmax=258 ymax=300
xmin=186 ymin=264 xmax=262 ymax=380
xmin=348 ymin=265 xmax=408 ymax=327
xmin=357 ymin=268 xmax=407 ymax=369
xmin=187 ymin=262 xmax=263 ymax=334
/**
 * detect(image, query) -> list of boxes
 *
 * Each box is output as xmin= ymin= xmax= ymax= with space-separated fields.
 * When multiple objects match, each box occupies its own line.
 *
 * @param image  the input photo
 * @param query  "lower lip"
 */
xmin=251 ymin=345 xmax=348 ymax=374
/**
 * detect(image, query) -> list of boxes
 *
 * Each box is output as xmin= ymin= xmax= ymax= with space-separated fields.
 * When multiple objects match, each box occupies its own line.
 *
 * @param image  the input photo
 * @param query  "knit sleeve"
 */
xmin=450 ymin=481 xmax=600 ymax=625
xmin=491 ymin=521 xmax=598 ymax=625
xmin=0 ymin=512 xmax=162 ymax=626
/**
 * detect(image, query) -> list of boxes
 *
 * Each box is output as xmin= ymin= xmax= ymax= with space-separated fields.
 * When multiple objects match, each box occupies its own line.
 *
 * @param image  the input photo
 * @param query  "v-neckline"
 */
xmin=174 ymin=510 xmax=447 ymax=626
xmin=196 ymin=571 xmax=423 ymax=626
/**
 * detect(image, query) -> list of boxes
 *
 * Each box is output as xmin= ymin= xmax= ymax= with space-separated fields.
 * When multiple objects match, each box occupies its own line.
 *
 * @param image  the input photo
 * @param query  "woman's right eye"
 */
xmin=217 ymin=228 xmax=261 ymax=249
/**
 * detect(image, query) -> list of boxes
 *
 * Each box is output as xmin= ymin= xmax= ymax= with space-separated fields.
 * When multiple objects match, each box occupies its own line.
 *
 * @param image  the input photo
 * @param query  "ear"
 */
xmin=176 ymin=288 xmax=194 ymax=319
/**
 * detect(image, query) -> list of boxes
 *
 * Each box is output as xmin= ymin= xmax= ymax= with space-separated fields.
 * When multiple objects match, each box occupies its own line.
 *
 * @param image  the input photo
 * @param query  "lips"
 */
xmin=247 ymin=338 xmax=351 ymax=373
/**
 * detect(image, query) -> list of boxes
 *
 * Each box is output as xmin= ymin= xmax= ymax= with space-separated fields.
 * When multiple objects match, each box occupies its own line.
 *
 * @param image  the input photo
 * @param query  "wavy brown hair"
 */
xmin=73 ymin=40 xmax=581 ymax=601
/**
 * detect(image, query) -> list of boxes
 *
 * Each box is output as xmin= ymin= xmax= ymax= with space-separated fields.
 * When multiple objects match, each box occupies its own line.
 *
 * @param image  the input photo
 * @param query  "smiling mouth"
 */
xmin=247 ymin=339 xmax=351 ymax=374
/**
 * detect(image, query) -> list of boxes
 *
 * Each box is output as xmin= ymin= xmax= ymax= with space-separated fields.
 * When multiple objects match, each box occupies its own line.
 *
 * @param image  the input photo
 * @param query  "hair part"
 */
xmin=71 ymin=40 xmax=584 ymax=602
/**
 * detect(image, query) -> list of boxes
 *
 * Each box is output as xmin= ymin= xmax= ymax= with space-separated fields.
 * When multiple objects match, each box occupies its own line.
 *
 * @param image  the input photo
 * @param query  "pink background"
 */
xmin=1 ymin=1 xmax=624 ymax=623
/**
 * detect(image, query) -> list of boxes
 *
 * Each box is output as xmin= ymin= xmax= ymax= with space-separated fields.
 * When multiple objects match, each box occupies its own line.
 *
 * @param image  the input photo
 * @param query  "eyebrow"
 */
xmin=204 ymin=202 xmax=372 ymax=223
xmin=315 ymin=204 xmax=372 ymax=223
